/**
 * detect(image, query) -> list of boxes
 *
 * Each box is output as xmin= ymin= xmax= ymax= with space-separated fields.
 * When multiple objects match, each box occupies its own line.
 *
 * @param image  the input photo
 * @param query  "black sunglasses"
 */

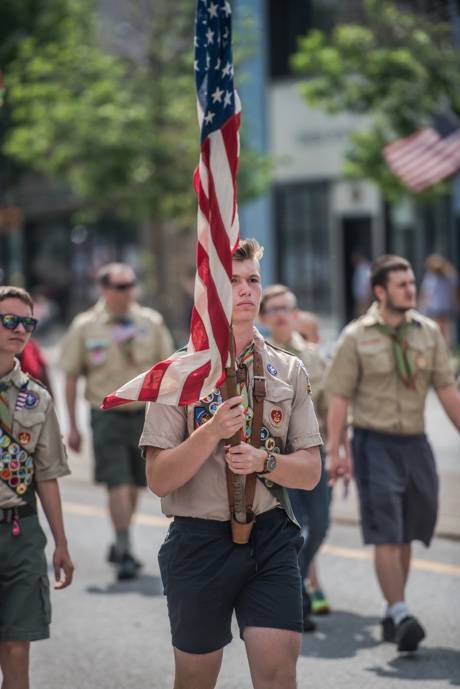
xmin=0 ymin=313 xmax=38 ymax=333
xmin=106 ymin=282 xmax=137 ymax=291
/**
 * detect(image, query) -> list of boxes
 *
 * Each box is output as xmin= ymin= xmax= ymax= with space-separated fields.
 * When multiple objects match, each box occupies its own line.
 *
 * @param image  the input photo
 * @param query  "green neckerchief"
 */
xmin=374 ymin=322 xmax=416 ymax=389
xmin=0 ymin=381 xmax=13 ymax=431
xmin=236 ymin=342 xmax=254 ymax=442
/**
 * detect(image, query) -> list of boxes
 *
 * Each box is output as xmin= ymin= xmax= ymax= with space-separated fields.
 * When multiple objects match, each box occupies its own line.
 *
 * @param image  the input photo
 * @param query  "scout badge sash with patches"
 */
xmin=0 ymin=420 xmax=36 ymax=505
xmin=374 ymin=322 xmax=417 ymax=389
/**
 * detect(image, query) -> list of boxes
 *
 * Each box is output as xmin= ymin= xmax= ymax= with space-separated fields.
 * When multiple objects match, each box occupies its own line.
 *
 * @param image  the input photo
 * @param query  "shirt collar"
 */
xmin=0 ymin=359 xmax=29 ymax=389
xmin=362 ymin=302 xmax=421 ymax=328
xmin=95 ymin=299 xmax=136 ymax=324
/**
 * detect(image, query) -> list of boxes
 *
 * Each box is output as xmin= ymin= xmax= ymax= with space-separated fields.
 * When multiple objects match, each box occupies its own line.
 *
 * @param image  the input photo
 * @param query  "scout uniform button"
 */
xmin=18 ymin=432 xmax=31 ymax=445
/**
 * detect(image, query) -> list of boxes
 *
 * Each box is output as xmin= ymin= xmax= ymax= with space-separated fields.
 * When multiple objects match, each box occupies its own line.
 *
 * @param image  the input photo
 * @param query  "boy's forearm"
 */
xmin=36 ymin=479 xmax=68 ymax=546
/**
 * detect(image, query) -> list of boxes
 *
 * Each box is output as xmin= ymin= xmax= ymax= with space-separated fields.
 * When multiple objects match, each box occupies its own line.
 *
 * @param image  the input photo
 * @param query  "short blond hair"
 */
xmin=0 ymin=286 xmax=33 ymax=311
xmin=232 ymin=238 xmax=264 ymax=262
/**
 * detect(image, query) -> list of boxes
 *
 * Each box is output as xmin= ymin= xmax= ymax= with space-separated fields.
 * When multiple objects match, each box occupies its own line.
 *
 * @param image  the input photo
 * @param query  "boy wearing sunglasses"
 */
xmin=0 ymin=286 xmax=73 ymax=689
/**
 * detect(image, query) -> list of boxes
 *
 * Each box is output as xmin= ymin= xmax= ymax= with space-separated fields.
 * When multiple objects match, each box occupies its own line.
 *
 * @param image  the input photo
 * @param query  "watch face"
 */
xmin=266 ymin=454 xmax=277 ymax=473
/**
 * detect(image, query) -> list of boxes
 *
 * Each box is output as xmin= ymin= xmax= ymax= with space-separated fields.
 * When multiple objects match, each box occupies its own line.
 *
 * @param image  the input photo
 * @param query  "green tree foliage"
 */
xmin=291 ymin=0 xmax=460 ymax=200
xmin=3 ymin=0 xmax=267 ymax=224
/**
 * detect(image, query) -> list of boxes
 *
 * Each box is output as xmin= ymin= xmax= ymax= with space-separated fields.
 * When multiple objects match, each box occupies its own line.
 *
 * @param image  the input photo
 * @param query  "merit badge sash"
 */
xmin=0 ymin=424 xmax=35 ymax=498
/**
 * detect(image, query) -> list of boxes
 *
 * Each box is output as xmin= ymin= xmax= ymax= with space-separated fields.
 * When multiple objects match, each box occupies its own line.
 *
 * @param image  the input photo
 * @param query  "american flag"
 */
xmin=102 ymin=0 xmax=240 ymax=409
xmin=383 ymin=113 xmax=460 ymax=193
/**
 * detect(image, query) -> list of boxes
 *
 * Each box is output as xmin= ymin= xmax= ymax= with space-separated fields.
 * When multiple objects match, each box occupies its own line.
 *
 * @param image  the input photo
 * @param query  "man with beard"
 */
xmin=325 ymin=255 xmax=460 ymax=652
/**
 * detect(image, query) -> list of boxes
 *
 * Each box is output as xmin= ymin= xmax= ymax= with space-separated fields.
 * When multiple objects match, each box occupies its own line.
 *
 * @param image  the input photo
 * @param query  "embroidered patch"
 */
xmin=15 ymin=391 xmax=29 ymax=410
xmin=270 ymin=408 xmax=283 ymax=425
xmin=193 ymin=406 xmax=213 ymax=429
xmin=24 ymin=392 xmax=39 ymax=410
xmin=18 ymin=432 xmax=31 ymax=445
xmin=265 ymin=437 xmax=276 ymax=451
xmin=267 ymin=363 xmax=278 ymax=376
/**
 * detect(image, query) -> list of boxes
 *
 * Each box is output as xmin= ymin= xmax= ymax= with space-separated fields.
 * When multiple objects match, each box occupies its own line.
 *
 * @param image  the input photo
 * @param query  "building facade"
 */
xmin=236 ymin=0 xmax=460 ymax=340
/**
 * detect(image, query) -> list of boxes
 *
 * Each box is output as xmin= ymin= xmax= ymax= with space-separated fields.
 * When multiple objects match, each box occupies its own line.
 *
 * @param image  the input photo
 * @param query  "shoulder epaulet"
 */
xmin=25 ymin=374 xmax=50 ymax=393
xmin=264 ymin=340 xmax=297 ymax=358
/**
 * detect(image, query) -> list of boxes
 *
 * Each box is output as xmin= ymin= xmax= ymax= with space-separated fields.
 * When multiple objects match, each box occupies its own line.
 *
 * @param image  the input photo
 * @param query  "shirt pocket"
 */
xmin=263 ymin=380 xmax=294 ymax=441
xmin=358 ymin=343 xmax=394 ymax=376
xmin=410 ymin=343 xmax=434 ymax=376
xmin=13 ymin=410 xmax=47 ymax=453
xmin=85 ymin=338 xmax=110 ymax=367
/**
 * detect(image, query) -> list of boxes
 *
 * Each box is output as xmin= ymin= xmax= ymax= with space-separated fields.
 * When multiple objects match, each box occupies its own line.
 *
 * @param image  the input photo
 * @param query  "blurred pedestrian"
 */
xmin=419 ymin=253 xmax=459 ymax=344
xmin=18 ymin=338 xmax=53 ymax=396
xmin=351 ymin=252 xmax=372 ymax=317
xmin=326 ymin=254 xmax=460 ymax=652
xmin=141 ymin=240 xmax=321 ymax=689
xmin=259 ymin=284 xmax=332 ymax=631
xmin=295 ymin=310 xmax=320 ymax=344
xmin=59 ymin=263 xmax=173 ymax=580
xmin=0 ymin=286 xmax=73 ymax=689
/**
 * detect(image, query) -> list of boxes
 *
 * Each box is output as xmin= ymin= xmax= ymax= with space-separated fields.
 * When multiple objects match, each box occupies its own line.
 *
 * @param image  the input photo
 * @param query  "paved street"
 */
xmin=27 ymin=349 xmax=460 ymax=688
xmin=33 ymin=479 xmax=460 ymax=689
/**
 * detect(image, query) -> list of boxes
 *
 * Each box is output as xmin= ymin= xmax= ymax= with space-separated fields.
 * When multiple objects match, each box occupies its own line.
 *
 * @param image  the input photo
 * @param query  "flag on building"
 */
xmin=102 ymin=0 xmax=240 ymax=409
xmin=383 ymin=113 xmax=460 ymax=193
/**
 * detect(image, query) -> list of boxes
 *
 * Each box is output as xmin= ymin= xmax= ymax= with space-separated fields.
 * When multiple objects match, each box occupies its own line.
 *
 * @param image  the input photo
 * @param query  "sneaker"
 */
xmin=117 ymin=553 xmax=139 ymax=581
xmin=107 ymin=544 xmax=142 ymax=569
xmin=394 ymin=616 xmax=425 ymax=652
xmin=310 ymin=588 xmax=331 ymax=615
xmin=303 ymin=613 xmax=317 ymax=633
xmin=381 ymin=616 xmax=396 ymax=642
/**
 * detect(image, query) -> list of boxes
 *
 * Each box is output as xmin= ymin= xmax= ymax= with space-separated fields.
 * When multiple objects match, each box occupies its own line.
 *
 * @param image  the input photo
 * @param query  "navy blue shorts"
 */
xmin=352 ymin=428 xmax=438 ymax=546
xmin=158 ymin=508 xmax=304 ymax=654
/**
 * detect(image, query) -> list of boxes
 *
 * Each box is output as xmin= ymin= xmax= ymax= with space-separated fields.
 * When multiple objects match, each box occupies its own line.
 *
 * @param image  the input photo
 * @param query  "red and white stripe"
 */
xmin=102 ymin=99 xmax=241 ymax=409
xmin=384 ymin=127 xmax=460 ymax=192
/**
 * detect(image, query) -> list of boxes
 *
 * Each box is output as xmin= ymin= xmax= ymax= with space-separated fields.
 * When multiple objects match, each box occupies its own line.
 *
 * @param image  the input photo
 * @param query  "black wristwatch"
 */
xmin=258 ymin=451 xmax=277 ymax=475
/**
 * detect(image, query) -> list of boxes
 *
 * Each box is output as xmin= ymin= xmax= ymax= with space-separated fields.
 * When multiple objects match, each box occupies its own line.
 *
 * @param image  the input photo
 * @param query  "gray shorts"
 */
xmin=90 ymin=409 xmax=146 ymax=488
xmin=352 ymin=428 xmax=438 ymax=546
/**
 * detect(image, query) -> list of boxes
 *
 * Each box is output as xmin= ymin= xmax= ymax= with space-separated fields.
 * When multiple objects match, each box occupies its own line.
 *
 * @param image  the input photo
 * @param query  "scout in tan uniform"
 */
xmin=140 ymin=239 xmax=322 ymax=689
xmin=0 ymin=286 xmax=73 ymax=689
xmin=259 ymin=284 xmax=331 ymax=630
xmin=326 ymin=255 xmax=460 ymax=652
xmin=59 ymin=263 xmax=173 ymax=580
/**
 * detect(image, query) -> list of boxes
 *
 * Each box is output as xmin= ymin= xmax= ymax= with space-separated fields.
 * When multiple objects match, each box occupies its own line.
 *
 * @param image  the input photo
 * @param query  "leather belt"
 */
xmin=0 ymin=504 xmax=36 ymax=523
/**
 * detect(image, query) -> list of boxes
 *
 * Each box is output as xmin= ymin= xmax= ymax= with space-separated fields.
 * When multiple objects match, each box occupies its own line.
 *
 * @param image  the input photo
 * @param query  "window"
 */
xmin=274 ymin=181 xmax=332 ymax=315
xmin=268 ymin=0 xmax=338 ymax=78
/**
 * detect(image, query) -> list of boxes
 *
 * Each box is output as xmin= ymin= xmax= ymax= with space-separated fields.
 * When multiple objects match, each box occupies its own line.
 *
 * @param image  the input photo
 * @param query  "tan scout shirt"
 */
xmin=269 ymin=332 xmax=328 ymax=436
xmin=0 ymin=360 xmax=70 ymax=509
xmin=140 ymin=329 xmax=322 ymax=521
xmin=59 ymin=300 xmax=174 ymax=410
xmin=325 ymin=302 xmax=455 ymax=435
